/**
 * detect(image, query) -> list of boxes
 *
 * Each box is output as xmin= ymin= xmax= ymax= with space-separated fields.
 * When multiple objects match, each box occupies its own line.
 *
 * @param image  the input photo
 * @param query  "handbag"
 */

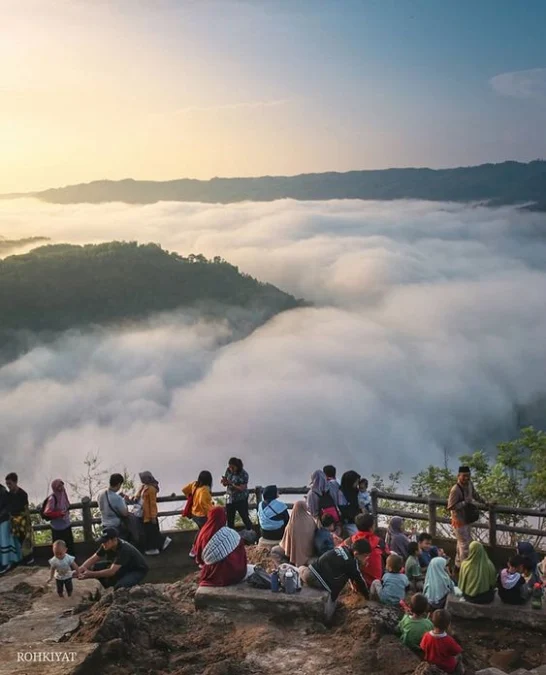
xmin=182 ymin=491 xmax=194 ymax=518
xmin=105 ymin=490 xmax=142 ymax=543
xmin=458 ymin=485 xmax=480 ymax=524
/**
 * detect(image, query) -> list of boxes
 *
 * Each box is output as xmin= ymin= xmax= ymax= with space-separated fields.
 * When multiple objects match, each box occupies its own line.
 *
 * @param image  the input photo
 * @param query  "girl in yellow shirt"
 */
xmin=182 ymin=471 xmax=214 ymax=557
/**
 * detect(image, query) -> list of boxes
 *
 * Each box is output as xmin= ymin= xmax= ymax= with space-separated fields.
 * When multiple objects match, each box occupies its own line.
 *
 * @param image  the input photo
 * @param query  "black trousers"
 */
xmin=142 ymin=520 xmax=165 ymax=551
xmin=52 ymin=526 xmax=75 ymax=556
xmin=56 ymin=578 xmax=73 ymax=596
xmin=226 ymin=500 xmax=253 ymax=530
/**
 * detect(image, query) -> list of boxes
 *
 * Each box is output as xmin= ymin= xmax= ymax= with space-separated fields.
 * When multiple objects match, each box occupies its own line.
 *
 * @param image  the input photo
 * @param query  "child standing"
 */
xmin=405 ymin=541 xmax=424 ymax=592
xmin=398 ymin=593 xmax=433 ymax=652
xmin=48 ymin=540 xmax=78 ymax=598
xmin=370 ymin=553 xmax=409 ymax=606
xmin=357 ymin=478 xmax=372 ymax=514
xmin=420 ymin=609 xmax=464 ymax=674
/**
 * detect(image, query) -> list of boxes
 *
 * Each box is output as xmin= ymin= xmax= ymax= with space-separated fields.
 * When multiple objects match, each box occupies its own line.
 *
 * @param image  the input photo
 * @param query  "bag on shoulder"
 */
xmin=40 ymin=494 xmax=57 ymax=522
xmin=458 ymin=485 xmax=480 ymax=524
xmin=182 ymin=491 xmax=194 ymax=518
xmin=317 ymin=491 xmax=341 ymax=523
xmin=246 ymin=565 xmax=272 ymax=590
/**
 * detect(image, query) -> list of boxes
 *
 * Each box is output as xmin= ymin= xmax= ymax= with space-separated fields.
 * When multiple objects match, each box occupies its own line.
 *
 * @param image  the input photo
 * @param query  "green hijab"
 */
xmin=458 ymin=541 xmax=496 ymax=597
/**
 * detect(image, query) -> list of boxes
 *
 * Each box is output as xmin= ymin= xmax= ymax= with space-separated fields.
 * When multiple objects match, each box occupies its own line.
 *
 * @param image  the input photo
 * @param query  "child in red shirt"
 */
xmin=420 ymin=609 xmax=463 ymax=674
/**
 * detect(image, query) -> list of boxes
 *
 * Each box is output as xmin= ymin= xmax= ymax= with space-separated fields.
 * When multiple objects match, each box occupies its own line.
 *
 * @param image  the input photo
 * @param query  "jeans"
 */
xmin=56 ymin=578 xmax=73 ymax=597
xmin=93 ymin=561 xmax=147 ymax=589
xmin=226 ymin=500 xmax=253 ymax=530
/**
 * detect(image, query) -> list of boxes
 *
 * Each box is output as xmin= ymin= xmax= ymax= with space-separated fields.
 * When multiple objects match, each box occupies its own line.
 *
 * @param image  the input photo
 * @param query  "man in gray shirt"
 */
xmin=97 ymin=473 xmax=129 ymax=530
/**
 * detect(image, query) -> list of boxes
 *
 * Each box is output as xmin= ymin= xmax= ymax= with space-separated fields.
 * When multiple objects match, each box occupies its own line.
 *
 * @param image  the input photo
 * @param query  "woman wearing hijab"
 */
xmin=135 ymin=471 xmax=171 ymax=556
xmin=306 ymin=470 xmax=328 ymax=519
xmin=386 ymin=516 xmax=410 ymax=560
xmin=458 ymin=541 xmax=496 ymax=604
xmin=194 ymin=506 xmax=247 ymax=587
xmin=340 ymin=471 xmax=361 ymax=536
xmin=258 ymin=486 xmax=289 ymax=543
xmin=0 ymin=484 xmax=19 ymax=574
xmin=44 ymin=479 xmax=74 ymax=555
xmin=272 ymin=501 xmax=317 ymax=568
xmin=423 ymin=557 xmax=457 ymax=610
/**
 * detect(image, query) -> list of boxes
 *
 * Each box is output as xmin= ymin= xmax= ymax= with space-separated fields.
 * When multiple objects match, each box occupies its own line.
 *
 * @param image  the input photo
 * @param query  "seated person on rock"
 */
xmin=497 ymin=555 xmax=531 ymax=605
xmin=314 ymin=513 xmax=341 ymax=557
xmin=417 ymin=532 xmax=444 ymax=571
xmin=194 ymin=506 xmax=247 ymax=587
xmin=346 ymin=513 xmax=383 ymax=587
xmin=420 ymin=609 xmax=464 ymax=675
xmin=271 ymin=501 xmax=316 ymax=568
xmin=257 ymin=485 xmax=289 ymax=543
xmin=424 ymin=557 xmax=459 ymax=610
xmin=458 ymin=541 xmax=496 ymax=605
xmin=398 ymin=592 xmax=433 ymax=653
xmin=405 ymin=541 xmax=424 ymax=592
xmin=79 ymin=527 xmax=149 ymax=590
xmin=517 ymin=542 xmax=541 ymax=580
xmin=369 ymin=553 xmax=409 ymax=606
xmin=299 ymin=537 xmax=371 ymax=602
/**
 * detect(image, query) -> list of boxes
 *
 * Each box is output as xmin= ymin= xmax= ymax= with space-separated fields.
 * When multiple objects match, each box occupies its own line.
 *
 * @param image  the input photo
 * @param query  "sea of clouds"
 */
xmin=1 ymin=198 xmax=546 ymax=500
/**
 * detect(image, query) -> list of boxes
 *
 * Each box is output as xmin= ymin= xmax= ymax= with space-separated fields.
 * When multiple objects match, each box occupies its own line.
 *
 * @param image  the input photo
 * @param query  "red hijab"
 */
xmin=194 ymin=506 xmax=226 ymax=564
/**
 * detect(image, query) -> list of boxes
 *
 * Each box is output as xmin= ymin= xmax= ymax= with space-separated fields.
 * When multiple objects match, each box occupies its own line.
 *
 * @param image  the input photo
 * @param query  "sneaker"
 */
xmin=189 ymin=549 xmax=196 ymax=558
xmin=145 ymin=549 xmax=160 ymax=556
xmin=162 ymin=537 xmax=172 ymax=552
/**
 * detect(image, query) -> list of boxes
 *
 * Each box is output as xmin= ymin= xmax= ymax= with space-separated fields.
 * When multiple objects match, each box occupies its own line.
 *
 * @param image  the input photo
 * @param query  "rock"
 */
xmin=195 ymin=582 xmax=329 ymax=622
xmin=477 ymin=669 xmax=511 ymax=675
xmin=446 ymin=594 xmax=546 ymax=631
xmin=489 ymin=650 xmax=519 ymax=671
xmin=510 ymin=670 xmax=537 ymax=675
xmin=203 ymin=661 xmax=233 ymax=675
xmin=376 ymin=635 xmax=420 ymax=675
xmin=98 ymin=637 xmax=126 ymax=661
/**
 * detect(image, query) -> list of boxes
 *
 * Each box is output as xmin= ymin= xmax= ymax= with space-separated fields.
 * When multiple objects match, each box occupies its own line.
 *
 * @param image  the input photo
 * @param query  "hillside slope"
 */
xmin=12 ymin=160 xmax=546 ymax=207
xmin=0 ymin=242 xmax=302 ymax=338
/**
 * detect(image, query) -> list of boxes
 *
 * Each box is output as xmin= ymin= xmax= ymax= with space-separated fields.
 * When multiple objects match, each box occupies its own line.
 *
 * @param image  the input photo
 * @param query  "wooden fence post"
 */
xmin=81 ymin=496 xmax=94 ymax=543
xmin=371 ymin=488 xmax=379 ymax=529
xmin=488 ymin=505 xmax=497 ymax=548
xmin=428 ymin=497 xmax=438 ymax=537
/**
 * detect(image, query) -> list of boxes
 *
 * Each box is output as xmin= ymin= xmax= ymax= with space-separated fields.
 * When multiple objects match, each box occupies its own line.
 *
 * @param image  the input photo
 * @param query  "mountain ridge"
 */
xmin=3 ymin=160 xmax=546 ymax=209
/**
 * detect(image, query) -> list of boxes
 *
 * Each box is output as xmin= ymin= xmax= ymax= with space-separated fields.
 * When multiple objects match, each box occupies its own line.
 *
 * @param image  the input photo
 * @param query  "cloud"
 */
xmin=175 ymin=99 xmax=289 ymax=115
xmin=1 ymin=198 xmax=546 ymax=500
xmin=490 ymin=67 xmax=546 ymax=100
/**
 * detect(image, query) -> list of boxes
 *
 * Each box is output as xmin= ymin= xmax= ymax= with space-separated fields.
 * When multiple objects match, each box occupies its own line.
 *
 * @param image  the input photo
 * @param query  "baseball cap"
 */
xmin=98 ymin=526 xmax=119 ymax=543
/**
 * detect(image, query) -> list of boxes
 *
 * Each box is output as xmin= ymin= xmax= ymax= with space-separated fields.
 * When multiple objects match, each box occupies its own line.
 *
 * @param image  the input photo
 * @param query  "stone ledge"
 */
xmin=446 ymin=594 xmax=546 ymax=630
xmin=195 ymin=582 xmax=329 ymax=621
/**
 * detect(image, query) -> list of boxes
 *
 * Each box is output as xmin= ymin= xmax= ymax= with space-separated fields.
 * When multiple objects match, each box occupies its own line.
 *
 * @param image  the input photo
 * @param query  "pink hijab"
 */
xmin=51 ymin=479 xmax=70 ymax=511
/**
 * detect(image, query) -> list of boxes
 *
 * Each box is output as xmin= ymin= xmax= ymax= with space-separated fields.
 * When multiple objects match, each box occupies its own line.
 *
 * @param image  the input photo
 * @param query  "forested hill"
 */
xmin=10 ymin=160 xmax=546 ymax=208
xmin=0 ymin=242 xmax=302 ymax=340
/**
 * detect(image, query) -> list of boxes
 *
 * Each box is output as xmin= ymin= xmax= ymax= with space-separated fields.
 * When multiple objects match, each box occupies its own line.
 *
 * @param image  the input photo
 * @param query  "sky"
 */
xmin=1 ymin=0 xmax=546 ymax=192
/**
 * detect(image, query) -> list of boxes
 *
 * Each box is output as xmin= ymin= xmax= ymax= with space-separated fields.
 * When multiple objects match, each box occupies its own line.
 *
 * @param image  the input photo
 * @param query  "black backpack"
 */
xmin=246 ymin=566 xmax=272 ymax=590
xmin=316 ymin=490 xmax=341 ymax=522
xmin=458 ymin=485 xmax=480 ymax=524
xmin=39 ymin=494 xmax=57 ymax=522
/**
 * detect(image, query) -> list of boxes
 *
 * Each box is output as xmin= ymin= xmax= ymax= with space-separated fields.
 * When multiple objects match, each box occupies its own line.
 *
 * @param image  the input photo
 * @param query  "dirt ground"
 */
xmin=1 ymin=547 xmax=545 ymax=675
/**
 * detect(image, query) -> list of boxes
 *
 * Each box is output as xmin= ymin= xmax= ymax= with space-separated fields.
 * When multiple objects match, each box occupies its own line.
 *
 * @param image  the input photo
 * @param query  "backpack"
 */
xmin=277 ymin=563 xmax=302 ymax=593
xmin=317 ymin=491 xmax=341 ymax=523
xmin=246 ymin=566 xmax=272 ymax=590
xmin=40 ymin=494 xmax=56 ymax=522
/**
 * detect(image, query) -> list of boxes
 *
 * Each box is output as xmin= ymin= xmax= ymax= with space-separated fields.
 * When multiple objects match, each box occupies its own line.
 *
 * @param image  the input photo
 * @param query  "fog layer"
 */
xmin=1 ymin=198 xmax=546 ymax=499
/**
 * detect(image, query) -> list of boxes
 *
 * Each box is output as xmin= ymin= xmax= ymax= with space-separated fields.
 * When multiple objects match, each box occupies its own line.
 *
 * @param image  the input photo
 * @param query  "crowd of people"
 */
xmin=1 ymin=462 xmax=545 ymax=672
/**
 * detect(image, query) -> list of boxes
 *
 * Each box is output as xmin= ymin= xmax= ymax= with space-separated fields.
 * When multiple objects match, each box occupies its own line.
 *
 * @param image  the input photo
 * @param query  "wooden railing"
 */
xmin=30 ymin=486 xmax=546 ymax=549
